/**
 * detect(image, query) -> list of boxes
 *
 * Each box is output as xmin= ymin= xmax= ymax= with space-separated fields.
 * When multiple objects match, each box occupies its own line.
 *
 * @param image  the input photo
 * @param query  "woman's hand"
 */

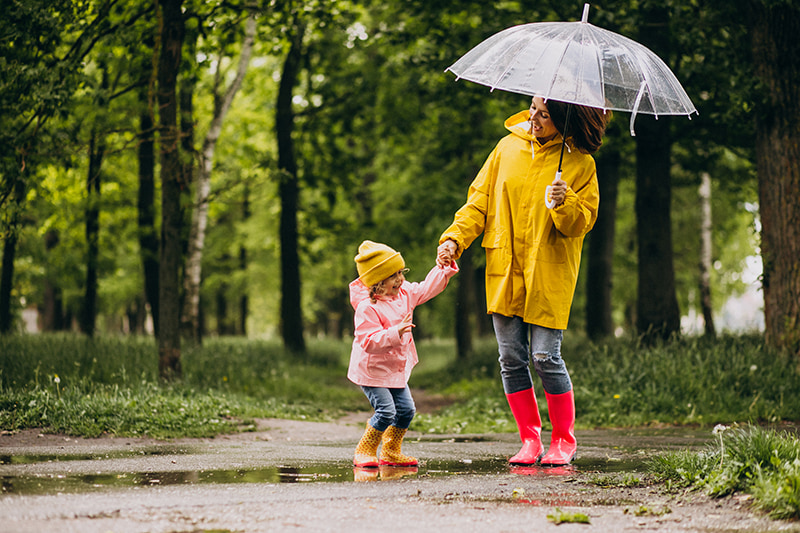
xmin=398 ymin=312 xmax=415 ymax=336
xmin=548 ymin=178 xmax=568 ymax=207
xmin=436 ymin=239 xmax=458 ymax=267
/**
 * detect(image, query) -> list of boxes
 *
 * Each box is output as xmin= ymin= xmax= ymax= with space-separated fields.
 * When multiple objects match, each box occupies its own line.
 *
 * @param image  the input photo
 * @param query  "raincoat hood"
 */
xmin=349 ymin=278 xmax=371 ymax=310
xmin=504 ymin=110 xmax=575 ymax=152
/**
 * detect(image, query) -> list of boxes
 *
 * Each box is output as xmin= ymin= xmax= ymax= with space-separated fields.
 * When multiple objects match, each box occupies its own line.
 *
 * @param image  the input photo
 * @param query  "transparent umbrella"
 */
xmin=447 ymin=3 xmax=697 ymax=137
xmin=446 ymin=4 xmax=697 ymax=207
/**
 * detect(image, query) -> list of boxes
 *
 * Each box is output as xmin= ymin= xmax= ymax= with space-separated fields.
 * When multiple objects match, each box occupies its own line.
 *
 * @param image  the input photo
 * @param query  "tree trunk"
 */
xmin=138 ymin=87 xmax=159 ymax=336
xmin=751 ymin=2 xmax=800 ymax=357
xmin=0 ymin=176 xmax=24 ymax=333
xmin=276 ymin=19 xmax=306 ymax=354
xmin=698 ymin=172 xmax=716 ymax=337
xmin=181 ymin=10 xmax=255 ymax=345
xmin=586 ymin=134 xmax=620 ymax=340
xmin=156 ymin=0 xmax=185 ymax=379
xmin=238 ymin=184 xmax=250 ymax=336
xmin=42 ymin=229 xmax=64 ymax=331
xmin=634 ymin=3 xmax=681 ymax=342
xmin=81 ymin=129 xmax=104 ymax=337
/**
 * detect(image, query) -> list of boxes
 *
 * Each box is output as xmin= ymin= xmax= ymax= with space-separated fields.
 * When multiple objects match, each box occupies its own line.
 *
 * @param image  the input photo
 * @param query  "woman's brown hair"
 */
xmin=545 ymin=100 xmax=611 ymax=154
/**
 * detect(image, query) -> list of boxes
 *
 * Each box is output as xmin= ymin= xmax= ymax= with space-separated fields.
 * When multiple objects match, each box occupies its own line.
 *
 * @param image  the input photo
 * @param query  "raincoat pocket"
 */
xmin=534 ymin=231 xmax=567 ymax=264
xmin=367 ymin=350 xmax=405 ymax=378
xmin=481 ymin=229 xmax=510 ymax=276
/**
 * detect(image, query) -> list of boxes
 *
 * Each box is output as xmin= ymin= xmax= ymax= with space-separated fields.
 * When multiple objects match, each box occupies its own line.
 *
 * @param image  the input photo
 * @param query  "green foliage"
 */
xmin=648 ymin=425 xmax=800 ymax=520
xmin=0 ymin=335 xmax=363 ymax=438
xmin=547 ymin=508 xmax=590 ymax=525
xmin=413 ymin=334 xmax=800 ymax=432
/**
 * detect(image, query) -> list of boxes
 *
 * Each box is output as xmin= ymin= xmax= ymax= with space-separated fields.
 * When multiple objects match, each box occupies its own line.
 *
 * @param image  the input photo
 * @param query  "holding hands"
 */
xmin=437 ymin=239 xmax=457 ymax=267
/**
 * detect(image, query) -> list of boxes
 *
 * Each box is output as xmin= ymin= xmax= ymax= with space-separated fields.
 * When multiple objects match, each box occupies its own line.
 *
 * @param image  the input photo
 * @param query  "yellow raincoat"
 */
xmin=439 ymin=110 xmax=599 ymax=330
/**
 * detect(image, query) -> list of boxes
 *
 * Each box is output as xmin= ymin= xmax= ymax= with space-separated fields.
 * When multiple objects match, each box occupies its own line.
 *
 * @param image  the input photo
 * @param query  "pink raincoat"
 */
xmin=347 ymin=263 xmax=458 ymax=388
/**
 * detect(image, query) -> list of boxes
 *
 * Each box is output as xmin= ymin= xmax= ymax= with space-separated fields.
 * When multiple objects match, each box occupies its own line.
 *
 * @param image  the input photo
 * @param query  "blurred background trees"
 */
xmin=2 ymin=0 xmax=797 ymax=372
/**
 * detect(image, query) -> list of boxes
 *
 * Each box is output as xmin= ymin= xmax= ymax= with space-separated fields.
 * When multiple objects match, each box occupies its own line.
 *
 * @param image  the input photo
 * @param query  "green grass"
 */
xmin=411 ymin=333 xmax=800 ymax=433
xmin=648 ymin=425 xmax=800 ymax=520
xmin=0 ymin=334 xmax=365 ymax=438
xmin=547 ymin=508 xmax=591 ymax=524
xmin=1 ymin=332 xmax=799 ymax=439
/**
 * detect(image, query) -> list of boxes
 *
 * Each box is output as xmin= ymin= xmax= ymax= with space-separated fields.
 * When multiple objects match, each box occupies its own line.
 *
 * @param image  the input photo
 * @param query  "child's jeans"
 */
xmin=492 ymin=314 xmax=572 ymax=396
xmin=361 ymin=385 xmax=416 ymax=431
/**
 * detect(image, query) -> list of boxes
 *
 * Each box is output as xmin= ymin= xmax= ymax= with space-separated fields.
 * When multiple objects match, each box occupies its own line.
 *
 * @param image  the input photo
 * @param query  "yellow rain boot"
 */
xmin=354 ymin=422 xmax=384 ymax=468
xmin=379 ymin=426 xmax=418 ymax=466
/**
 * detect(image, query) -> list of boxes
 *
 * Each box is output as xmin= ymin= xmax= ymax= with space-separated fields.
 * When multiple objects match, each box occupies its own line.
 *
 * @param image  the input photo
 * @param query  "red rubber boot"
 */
xmin=541 ymin=390 xmax=576 ymax=466
xmin=506 ymin=388 xmax=544 ymax=465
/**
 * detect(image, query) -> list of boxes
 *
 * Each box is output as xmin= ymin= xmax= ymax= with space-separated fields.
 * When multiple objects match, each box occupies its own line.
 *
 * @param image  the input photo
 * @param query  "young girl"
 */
xmin=348 ymin=240 xmax=458 ymax=468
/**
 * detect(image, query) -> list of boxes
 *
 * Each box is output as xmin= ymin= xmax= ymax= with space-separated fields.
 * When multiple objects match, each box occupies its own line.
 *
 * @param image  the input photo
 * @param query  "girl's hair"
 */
xmin=545 ymin=100 xmax=611 ymax=154
xmin=368 ymin=280 xmax=386 ymax=303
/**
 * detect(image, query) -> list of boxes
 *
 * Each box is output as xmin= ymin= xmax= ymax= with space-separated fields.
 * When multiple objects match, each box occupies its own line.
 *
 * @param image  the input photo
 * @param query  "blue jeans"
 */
xmin=492 ymin=314 xmax=572 ymax=395
xmin=361 ymin=385 xmax=416 ymax=431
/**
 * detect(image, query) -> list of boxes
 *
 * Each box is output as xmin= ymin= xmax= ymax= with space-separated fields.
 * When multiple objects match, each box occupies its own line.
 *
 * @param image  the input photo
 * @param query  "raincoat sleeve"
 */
xmin=550 ymin=161 xmax=599 ymax=238
xmin=353 ymin=303 xmax=405 ymax=355
xmin=406 ymin=262 xmax=459 ymax=308
xmin=438 ymin=146 xmax=498 ymax=260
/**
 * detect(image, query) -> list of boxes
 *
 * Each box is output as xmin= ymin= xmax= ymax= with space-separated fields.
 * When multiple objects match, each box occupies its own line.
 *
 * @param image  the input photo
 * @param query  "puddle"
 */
xmin=0 ymin=447 xmax=193 ymax=465
xmin=0 ymin=456 xmax=646 ymax=496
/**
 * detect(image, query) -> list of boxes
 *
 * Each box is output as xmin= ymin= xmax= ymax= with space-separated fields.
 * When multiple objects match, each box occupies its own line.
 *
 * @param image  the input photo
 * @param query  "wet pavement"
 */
xmin=0 ymin=420 xmax=797 ymax=532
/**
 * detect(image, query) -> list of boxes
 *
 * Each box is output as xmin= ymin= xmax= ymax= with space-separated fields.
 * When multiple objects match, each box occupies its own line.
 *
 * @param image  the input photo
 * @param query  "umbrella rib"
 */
xmin=544 ymin=23 xmax=582 ymax=102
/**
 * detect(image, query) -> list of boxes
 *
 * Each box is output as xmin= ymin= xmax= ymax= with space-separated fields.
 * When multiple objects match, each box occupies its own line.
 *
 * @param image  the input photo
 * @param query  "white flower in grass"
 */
xmin=713 ymin=424 xmax=729 ymax=435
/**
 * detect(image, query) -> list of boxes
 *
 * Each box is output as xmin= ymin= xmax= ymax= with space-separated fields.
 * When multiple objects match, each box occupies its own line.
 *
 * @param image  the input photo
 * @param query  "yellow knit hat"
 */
xmin=355 ymin=240 xmax=405 ymax=287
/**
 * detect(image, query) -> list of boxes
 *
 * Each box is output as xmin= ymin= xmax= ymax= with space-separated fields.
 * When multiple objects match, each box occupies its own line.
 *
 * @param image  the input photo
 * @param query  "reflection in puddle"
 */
xmin=353 ymin=465 xmax=419 ymax=482
xmin=0 ymin=447 xmax=193 ymax=465
xmin=0 ymin=453 xmax=648 ymax=496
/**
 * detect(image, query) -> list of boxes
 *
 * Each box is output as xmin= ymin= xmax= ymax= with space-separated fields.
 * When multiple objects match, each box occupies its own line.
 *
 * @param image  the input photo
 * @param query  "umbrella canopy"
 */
xmin=447 ymin=4 xmax=697 ymax=135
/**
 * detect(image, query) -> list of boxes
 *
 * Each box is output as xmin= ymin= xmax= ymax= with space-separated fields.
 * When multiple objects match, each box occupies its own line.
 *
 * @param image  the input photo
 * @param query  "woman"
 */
xmin=437 ymin=96 xmax=610 ymax=466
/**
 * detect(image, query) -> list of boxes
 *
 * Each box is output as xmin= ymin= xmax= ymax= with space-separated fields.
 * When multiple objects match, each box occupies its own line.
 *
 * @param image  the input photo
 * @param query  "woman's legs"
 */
xmin=494 ymin=314 xmax=542 ymax=464
xmin=494 ymin=314 xmax=575 ymax=465
xmin=528 ymin=325 xmax=576 ymax=466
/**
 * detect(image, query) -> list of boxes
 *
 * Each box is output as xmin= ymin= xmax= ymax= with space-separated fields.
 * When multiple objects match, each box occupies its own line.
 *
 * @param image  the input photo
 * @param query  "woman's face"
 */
xmin=528 ymin=97 xmax=558 ymax=143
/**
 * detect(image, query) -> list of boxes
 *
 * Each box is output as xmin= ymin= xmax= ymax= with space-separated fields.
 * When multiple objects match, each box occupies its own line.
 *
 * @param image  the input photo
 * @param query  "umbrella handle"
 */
xmin=545 ymin=186 xmax=556 ymax=209
xmin=545 ymin=170 xmax=563 ymax=209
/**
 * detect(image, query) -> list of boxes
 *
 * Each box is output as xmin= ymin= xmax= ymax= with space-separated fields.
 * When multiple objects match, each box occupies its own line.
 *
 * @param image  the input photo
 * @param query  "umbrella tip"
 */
xmin=581 ymin=3 xmax=590 ymax=23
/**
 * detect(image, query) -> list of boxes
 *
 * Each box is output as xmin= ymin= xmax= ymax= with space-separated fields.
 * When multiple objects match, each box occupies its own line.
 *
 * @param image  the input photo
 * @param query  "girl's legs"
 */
xmin=354 ymin=386 xmax=395 ymax=468
xmin=360 ymin=385 xmax=416 ymax=430
xmin=380 ymin=386 xmax=417 ymax=466
xmin=360 ymin=386 xmax=418 ymax=467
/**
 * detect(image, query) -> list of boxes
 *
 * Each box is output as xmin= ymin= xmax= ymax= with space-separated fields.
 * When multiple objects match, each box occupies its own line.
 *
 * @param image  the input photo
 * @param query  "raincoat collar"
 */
xmin=504 ymin=109 xmax=573 ymax=151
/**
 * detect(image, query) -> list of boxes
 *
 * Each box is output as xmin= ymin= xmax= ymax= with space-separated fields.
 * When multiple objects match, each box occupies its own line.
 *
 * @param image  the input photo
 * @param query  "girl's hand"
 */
xmin=398 ymin=312 xmax=414 ymax=336
xmin=437 ymin=240 xmax=457 ymax=267
xmin=549 ymin=178 xmax=568 ymax=207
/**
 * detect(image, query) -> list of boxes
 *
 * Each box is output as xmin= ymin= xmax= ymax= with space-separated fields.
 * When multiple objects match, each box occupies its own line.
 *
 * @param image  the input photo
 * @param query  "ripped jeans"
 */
xmin=492 ymin=314 xmax=572 ymax=395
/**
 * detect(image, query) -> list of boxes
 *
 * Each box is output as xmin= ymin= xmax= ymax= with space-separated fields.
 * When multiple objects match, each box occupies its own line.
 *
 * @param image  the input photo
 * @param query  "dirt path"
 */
xmin=1 ymin=417 xmax=798 ymax=533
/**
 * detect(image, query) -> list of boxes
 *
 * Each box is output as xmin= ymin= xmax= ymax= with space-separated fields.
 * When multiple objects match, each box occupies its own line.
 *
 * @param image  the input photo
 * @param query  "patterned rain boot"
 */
xmin=506 ymin=388 xmax=544 ymax=465
xmin=540 ymin=390 xmax=577 ymax=466
xmin=353 ymin=422 xmax=384 ymax=468
xmin=379 ymin=426 xmax=418 ymax=466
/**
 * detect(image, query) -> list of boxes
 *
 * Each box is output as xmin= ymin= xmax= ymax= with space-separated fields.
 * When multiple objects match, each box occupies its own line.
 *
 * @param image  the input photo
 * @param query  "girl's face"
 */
xmin=528 ymin=97 xmax=558 ymax=143
xmin=383 ymin=269 xmax=407 ymax=297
